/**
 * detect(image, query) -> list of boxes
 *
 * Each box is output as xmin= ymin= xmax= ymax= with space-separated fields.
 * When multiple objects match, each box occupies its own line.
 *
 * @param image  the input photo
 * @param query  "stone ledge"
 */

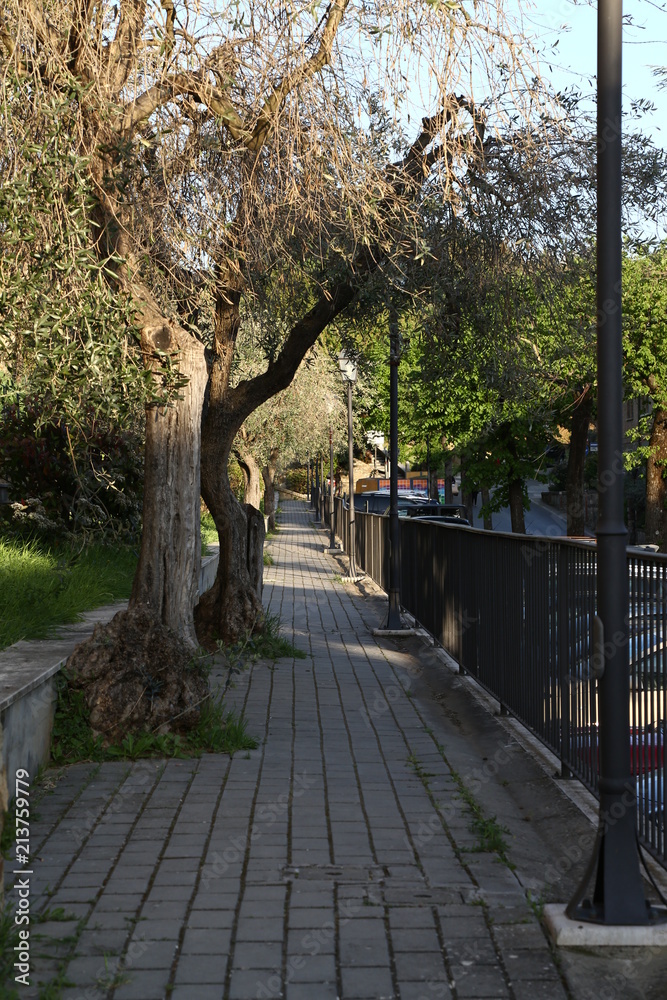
xmin=0 ymin=547 xmax=220 ymax=793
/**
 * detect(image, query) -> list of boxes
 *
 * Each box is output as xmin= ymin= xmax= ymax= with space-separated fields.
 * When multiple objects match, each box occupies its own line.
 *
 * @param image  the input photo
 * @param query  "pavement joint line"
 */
xmin=222 ymin=660 xmax=276 ymax=1000
xmin=165 ymin=750 xmax=235 ymax=994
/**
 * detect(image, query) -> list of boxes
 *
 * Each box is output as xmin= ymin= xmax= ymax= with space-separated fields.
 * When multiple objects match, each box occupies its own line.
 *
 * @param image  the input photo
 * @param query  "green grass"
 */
xmin=50 ymin=670 xmax=258 ymax=765
xmin=0 ymin=539 xmax=137 ymax=651
xmin=223 ymin=613 xmax=306 ymax=664
xmin=201 ymin=509 xmax=218 ymax=553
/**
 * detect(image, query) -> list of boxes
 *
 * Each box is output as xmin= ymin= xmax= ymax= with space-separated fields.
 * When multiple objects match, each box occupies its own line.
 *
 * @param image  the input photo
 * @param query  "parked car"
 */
xmin=571 ymin=722 xmax=665 ymax=775
xmin=410 ymin=513 xmax=471 ymax=527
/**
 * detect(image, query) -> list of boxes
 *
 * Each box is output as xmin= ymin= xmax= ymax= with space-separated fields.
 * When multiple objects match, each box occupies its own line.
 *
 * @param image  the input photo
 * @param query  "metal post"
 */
xmin=320 ymin=453 xmax=325 ymax=522
xmin=347 ymin=382 xmax=357 ymax=578
xmin=329 ymin=427 xmax=336 ymax=549
xmin=427 ymin=438 xmax=431 ymax=499
xmin=385 ymin=306 xmax=403 ymax=629
xmin=314 ymin=453 xmax=321 ymax=522
xmin=566 ymin=0 xmax=659 ymax=926
xmin=307 ymin=456 xmax=311 ymax=505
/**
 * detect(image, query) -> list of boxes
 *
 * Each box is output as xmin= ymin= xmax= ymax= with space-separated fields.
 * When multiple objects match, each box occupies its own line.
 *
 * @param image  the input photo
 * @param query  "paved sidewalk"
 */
xmin=5 ymin=500 xmax=667 ymax=999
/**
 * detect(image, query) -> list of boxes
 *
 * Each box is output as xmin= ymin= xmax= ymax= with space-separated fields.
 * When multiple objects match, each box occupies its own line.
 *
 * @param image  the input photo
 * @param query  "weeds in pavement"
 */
xmin=221 ymin=614 xmax=306 ymax=667
xmin=51 ymin=672 xmax=257 ymax=765
xmin=449 ymin=765 xmax=512 ymax=866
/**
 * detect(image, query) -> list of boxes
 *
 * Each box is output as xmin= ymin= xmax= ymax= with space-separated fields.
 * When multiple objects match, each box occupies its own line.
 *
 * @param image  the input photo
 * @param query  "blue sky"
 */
xmin=520 ymin=0 xmax=667 ymax=142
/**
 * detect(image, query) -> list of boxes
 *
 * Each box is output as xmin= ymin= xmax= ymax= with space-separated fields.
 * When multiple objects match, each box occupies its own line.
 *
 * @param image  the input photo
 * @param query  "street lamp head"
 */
xmin=337 ymin=350 xmax=358 ymax=384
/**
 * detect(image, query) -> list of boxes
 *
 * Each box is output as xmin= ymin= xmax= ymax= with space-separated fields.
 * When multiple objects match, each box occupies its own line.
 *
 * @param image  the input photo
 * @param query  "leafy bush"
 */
xmin=283 ymin=466 xmax=307 ymax=493
xmin=0 ymin=394 xmax=143 ymax=542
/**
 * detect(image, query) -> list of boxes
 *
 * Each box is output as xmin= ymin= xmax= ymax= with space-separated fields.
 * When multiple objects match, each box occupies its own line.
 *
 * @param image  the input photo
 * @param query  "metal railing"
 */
xmin=330 ymin=497 xmax=667 ymax=868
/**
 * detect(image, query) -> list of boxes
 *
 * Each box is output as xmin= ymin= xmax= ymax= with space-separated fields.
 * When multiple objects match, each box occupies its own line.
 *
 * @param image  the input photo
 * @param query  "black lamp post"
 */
xmin=338 ymin=350 xmax=358 ymax=580
xmin=329 ymin=427 xmax=336 ymax=549
xmin=565 ymin=0 xmax=663 ymax=927
xmin=314 ymin=453 xmax=321 ymax=522
xmin=384 ymin=306 xmax=404 ymax=629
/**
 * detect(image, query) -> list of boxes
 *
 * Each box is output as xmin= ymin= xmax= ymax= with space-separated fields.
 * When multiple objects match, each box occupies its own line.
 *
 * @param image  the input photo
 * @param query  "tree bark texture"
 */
xmin=565 ymin=387 xmax=592 ymax=537
xmin=481 ymin=486 xmax=493 ymax=531
xmin=508 ymin=478 xmax=527 ymax=534
xmin=645 ymin=405 xmax=667 ymax=550
xmin=262 ymin=448 xmax=280 ymax=531
xmin=129 ymin=325 xmax=208 ymax=647
xmin=235 ymin=444 xmax=262 ymax=510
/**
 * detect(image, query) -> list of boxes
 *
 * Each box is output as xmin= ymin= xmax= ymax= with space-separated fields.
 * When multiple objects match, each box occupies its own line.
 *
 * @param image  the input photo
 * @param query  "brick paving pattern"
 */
xmin=5 ymin=500 xmax=572 ymax=999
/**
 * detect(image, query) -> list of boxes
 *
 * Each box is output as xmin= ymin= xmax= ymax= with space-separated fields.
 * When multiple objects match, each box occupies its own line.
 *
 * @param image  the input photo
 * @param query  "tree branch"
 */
xmin=246 ymin=0 xmax=350 ymax=151
xmin=122 ymin=69 xmax=245 ymax=136
xmin=106 ymin=0 xmax=147 ymax=94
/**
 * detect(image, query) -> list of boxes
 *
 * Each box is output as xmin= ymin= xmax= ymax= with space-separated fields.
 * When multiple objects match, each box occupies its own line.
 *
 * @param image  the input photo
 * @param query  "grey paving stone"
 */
xmin=124 ymin=938 xmax=179 ymax=969
xmin=173 ymin=952 xmax=228 ymax=983
xmin=451 ymin=965 xmax=510 ymax=998
xmin=394 ymin=951 xmax=448 ymax=982
xmin=340 ymin=964 xmax=395 ymax=998
xmin=287 ymin=952 xmax=336 ymax=982
xmin=187 ymin=908 xmax=236 ymax=929
xmin=229 ymin=968 xmax=282 ymax=998
xmin=398 ymin=982 xmax=453 ymax=1000
xmin=286 ymin=983 xmax=339 ymax=1000
xmin=232 ymin=939 xmax=283 ymax=968
xmin=511 ymin=981 xmax=570 ymax=1000
xmin=170 ymin=987 xmax=223 ymax=1000
xmin=113 ymin=969 xmax=171 ymax=999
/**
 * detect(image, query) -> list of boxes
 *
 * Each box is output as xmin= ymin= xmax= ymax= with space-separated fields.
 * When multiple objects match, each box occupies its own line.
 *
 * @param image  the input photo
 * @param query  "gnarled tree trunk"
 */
xmin=565 ymin=386 xmax=592 ymax=537
xmin=262 ymin=447 xmax=280 ymax=531
xmin=645 ymin=404 xmax=667 ymax=551
xmin=131 ymin=325 xmax=208 ymax=646
xmin=235 ymin=440 xmax=262 ymax=510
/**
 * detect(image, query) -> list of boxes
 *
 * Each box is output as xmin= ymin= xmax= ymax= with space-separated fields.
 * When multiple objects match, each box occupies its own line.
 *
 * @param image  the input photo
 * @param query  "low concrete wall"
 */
xmin=0 ymin=548 xmax=221 ymax=802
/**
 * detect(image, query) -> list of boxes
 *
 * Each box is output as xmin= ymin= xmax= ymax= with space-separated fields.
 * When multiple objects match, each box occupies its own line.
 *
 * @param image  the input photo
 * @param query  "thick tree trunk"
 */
xmin=508 ymin=478 xmax=527 ymax=534
xmin=235 ymin=445 xmax=262 ymax=509
xmin=645 ymin=405 xmax=667 ymax=551
xmin=262 ymin=448 xmax=280 ymax=531
xmin=130 ymin=328 xmax=208 ymax=647
xmin=565 ymin=387 xmax=592 ymax=537
xmin=196 ymin=458 xmax=265 ymax=649
xmin=481 ymin=486 xmax=493 ymax=530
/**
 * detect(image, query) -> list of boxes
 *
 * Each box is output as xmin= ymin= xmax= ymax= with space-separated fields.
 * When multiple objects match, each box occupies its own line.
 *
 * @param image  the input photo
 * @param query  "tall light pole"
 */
xmin=565 ymin=0 xmax=662 ymax=927
xmin=384 ymin=305 xmax=404 ymax=629
xmin=338 ymin=350 xmax=358 ymax=580
xmin=329 ymin=427 xmax=336 ymax=549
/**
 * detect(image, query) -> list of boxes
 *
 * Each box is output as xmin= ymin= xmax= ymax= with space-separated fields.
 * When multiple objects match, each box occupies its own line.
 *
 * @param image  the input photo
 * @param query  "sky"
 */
xmin=519 ymin=0 xmax=667 ymax=143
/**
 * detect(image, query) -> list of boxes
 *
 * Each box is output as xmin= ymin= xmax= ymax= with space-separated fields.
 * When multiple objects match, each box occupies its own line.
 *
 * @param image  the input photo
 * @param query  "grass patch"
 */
xmin=223 ymin=613 xmax=306 ymax=664
xmin=263 ymin=551 xmax=274 ymax=566
xmin=449 ymin=765 xmax=512 ymax=865
xmin=0 ymin=538 xmax=137 ymax=651
xmin=201 ymin=509 xmax=218 ymax=554
xmin=50 ymin=671 xmax=257 ymax=765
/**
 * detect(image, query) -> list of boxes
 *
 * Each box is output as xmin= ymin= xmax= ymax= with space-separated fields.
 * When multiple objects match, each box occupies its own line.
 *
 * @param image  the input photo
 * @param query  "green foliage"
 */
xmin=222 ymin=613 xmax=306 ymax=665
xmin=0 ymin=539 xmax=137 ymax=651
xmin=0 ymin=395 xmax=143 ymax=541
xmin=201 ymin=509 xmax=218 ymax=553
xmin=50 ymin=670 xmax=257 ymax=764
xmin=283 ymin=467 xmax=308 ymax=492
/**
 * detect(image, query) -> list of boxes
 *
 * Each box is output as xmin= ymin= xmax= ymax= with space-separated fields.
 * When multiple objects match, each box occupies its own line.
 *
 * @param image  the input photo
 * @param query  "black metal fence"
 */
xmin=331 ymin=497 xmax=667 ymax=868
